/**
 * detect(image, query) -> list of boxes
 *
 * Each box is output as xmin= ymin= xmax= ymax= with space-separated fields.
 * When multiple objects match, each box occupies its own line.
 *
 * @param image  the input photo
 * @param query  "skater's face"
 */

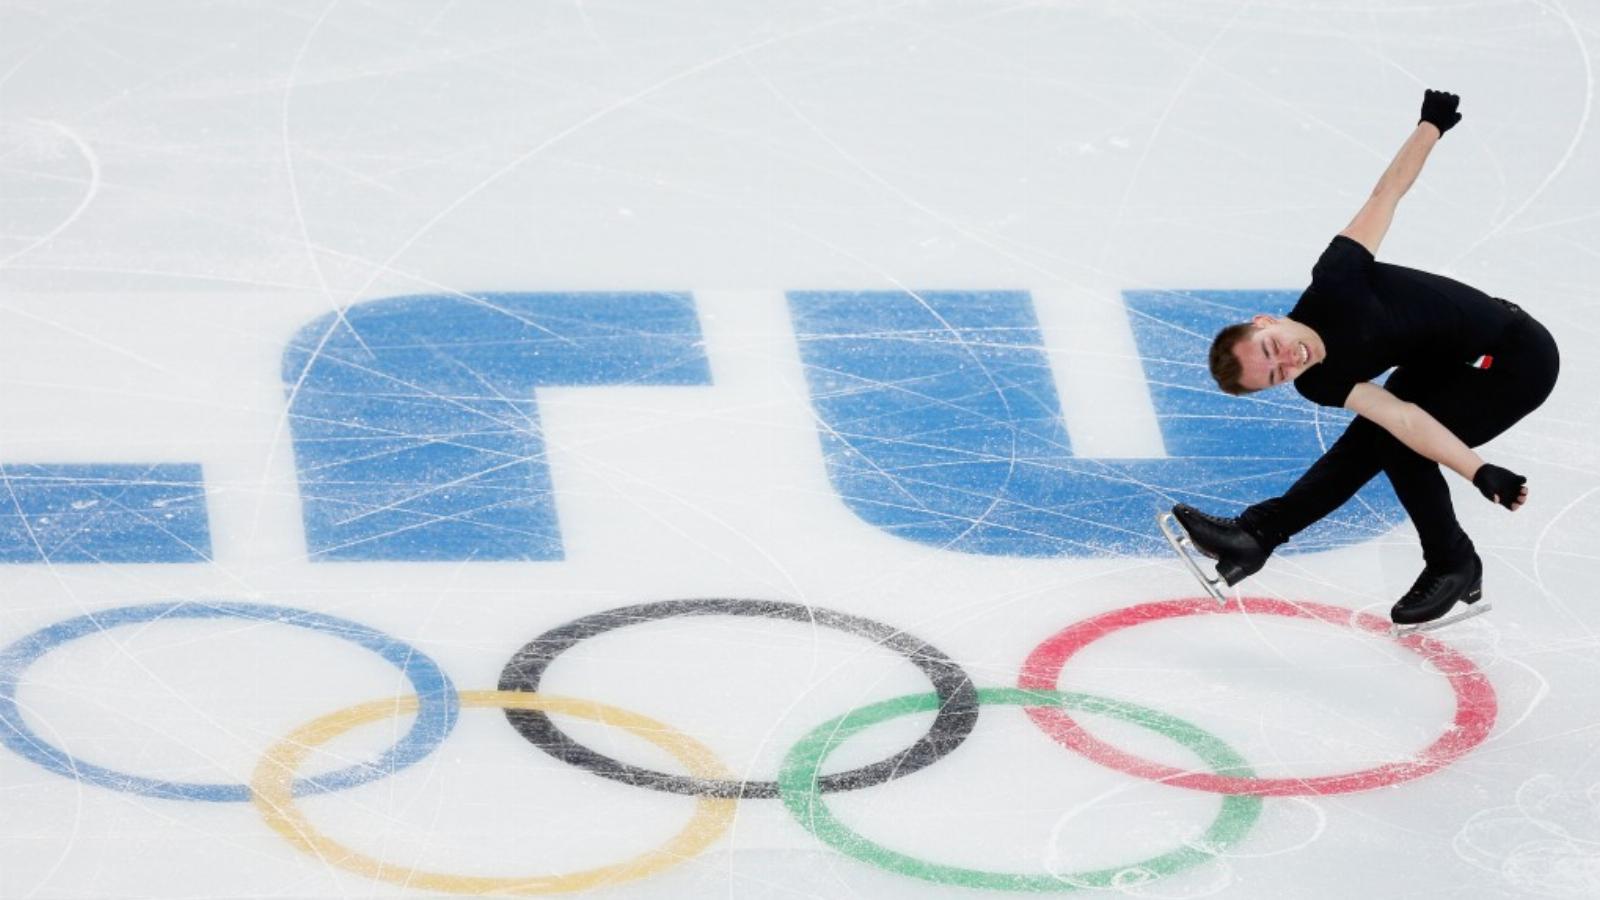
xmin=1232 ymin=315 xmax=1324 ymax=391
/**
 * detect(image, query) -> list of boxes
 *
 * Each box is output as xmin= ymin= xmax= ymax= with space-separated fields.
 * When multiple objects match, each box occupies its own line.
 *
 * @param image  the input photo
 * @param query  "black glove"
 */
xmin=1419 ymin=89 xmax=1462 ymax=135
xmin=1473 ymin=463 xmax=1525 ymax=509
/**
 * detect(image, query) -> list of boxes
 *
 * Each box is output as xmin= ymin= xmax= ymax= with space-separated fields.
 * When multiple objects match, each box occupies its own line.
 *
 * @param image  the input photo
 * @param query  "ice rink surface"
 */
xmin=2 ymin=1 xmax=1598 ymax=897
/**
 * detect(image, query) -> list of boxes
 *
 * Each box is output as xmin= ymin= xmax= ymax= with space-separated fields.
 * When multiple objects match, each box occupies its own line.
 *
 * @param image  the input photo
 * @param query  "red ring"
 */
xmin=1018 ymin=597 xmax=1498 ymax=796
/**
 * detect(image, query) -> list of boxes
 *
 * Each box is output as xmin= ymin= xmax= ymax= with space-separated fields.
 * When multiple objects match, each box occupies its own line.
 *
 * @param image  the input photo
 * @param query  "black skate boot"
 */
xmin=1158 ymin=504 xmax=1274 ymax=604
xmin=1391 ymin=554 xmax=1486 ymax=633
xmin=1170 ymin=505 xmax=1271 ymax=587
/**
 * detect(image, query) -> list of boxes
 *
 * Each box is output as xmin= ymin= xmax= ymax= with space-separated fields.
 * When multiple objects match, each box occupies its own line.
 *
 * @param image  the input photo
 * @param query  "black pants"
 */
xmin=1239 ymin=303 xmax=1560 ymax=568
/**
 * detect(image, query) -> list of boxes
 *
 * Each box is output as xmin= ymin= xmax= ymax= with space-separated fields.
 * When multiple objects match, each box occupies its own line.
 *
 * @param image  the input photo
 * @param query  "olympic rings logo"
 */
xmin=0 ymin=596 xmax=1497 ymax=894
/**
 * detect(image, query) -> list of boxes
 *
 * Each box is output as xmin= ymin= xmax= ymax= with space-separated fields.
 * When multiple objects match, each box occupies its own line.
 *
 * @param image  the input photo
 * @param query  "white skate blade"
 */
xmin=1158 ymin=511 xmax=1228 ymax=605
xmin=1390 ymin=601 xmax=1493 ymax=637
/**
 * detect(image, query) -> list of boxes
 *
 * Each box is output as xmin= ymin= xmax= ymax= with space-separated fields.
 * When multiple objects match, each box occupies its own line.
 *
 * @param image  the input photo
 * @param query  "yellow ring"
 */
xmin=251 ymin=690 xmax=737 ymax=894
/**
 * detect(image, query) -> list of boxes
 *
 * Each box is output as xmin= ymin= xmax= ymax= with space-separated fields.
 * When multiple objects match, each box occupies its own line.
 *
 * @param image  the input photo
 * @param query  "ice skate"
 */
xmin=1158 ymin=504 xmax=1271 ymax=605
xmin=1389 ymin=554 xmax=1491 ymax=636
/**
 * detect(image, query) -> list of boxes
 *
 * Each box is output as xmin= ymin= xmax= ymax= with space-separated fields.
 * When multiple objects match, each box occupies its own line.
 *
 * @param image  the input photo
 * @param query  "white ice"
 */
xmin=1 ymin=1 xmax=1598 ymax=898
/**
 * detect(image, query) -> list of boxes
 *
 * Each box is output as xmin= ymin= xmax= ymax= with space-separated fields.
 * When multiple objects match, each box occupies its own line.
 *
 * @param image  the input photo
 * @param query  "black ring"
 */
xmin=498 ymin=598 xmax=979 ymax=798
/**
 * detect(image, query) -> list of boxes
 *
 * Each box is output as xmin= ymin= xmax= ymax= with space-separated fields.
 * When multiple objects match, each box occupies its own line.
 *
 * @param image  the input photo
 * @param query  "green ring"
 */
xmin=778 ymin=687 xmax=1263 ymax=892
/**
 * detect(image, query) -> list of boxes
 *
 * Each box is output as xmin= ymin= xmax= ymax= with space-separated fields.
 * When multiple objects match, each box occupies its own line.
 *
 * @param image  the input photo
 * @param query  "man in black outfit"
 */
xmin=1174 ymin=89 xmax=1561 ymax=629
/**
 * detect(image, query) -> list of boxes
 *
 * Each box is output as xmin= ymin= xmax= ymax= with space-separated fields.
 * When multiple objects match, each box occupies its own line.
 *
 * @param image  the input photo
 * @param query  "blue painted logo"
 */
xmin=281 ymin=292 xmax=710 ymax=561
xmin=0 ymin=464 xmax=210 ymax=563
xmin=0 ymin=289 xmax=1402 ymax=563
xmin=789 ymin=290 xmax=1401 ymax=558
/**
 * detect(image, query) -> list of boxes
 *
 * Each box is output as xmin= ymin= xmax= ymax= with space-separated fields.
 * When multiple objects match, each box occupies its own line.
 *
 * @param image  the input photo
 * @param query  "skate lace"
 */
xmin=1406 ymin=570 xmax=1446 ymax=599
xmin=1188 ymin=508 xmax=1234 ymax=528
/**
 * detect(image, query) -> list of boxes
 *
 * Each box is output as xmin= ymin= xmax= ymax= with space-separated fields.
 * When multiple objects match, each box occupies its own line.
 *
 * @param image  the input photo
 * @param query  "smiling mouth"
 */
xmin=1297 ymin=341 xmax=1309 ymax=366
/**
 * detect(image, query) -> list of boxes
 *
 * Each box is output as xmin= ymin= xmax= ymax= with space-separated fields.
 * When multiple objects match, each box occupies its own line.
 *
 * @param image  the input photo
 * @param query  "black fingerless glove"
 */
xmin=1473 ymin=463 xmax=1524 ymax=509
xmin=1420 ymin=89 xmax=1462 ymax=135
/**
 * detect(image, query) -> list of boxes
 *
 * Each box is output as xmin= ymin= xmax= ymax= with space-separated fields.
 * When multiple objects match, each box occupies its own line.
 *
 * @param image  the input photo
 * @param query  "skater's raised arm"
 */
xmin=1338 ymin=90 xmax=1461 ymax=256
xmin=1345 ymin=382 xmax=1529 ymax=510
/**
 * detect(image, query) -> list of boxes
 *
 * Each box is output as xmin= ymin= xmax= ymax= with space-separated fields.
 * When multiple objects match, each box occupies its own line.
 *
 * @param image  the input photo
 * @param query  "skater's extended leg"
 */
xmin=1236 ymin=415 xmax=1387 ymax=550
xmin=1170 ymin=415 xmax=1387 ymax=588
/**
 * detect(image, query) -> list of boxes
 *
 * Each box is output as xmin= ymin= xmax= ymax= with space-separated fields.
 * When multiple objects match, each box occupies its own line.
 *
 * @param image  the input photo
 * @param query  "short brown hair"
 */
xmin=1208 ymin=322 xmax=1256 ymax=395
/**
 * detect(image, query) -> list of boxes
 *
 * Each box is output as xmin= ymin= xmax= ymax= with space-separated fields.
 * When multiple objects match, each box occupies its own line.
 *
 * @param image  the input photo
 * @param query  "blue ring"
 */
xmin=0 ymin=601 xmax=458 ymax=802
